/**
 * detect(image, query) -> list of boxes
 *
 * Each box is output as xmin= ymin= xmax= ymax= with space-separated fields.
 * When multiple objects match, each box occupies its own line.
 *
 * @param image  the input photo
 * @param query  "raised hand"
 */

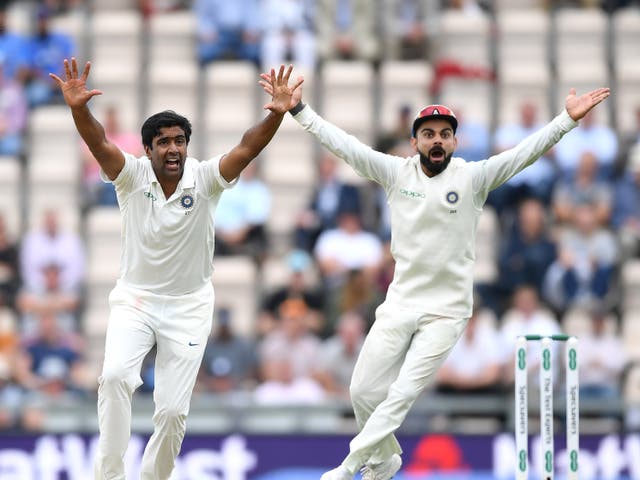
xmin=565 ymin=87 xmax=610 ymax=122
xmin=259 ymin=65 xmax=304 ymax=113
xmin=49 ymin=57 xmax=102 ymax=108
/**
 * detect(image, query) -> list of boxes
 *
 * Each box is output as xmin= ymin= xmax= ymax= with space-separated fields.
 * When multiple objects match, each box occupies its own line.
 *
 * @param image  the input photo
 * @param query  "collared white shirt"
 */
xmin=102 ymin=152 xmax=236 ymax=295
xmin=294 ymin=105 xmax=577 ymax=317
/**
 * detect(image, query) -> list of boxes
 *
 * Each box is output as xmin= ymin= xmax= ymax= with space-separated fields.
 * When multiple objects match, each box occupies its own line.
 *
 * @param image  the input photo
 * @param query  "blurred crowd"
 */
xmin=0 ymin=0 xmax=639 ymax=433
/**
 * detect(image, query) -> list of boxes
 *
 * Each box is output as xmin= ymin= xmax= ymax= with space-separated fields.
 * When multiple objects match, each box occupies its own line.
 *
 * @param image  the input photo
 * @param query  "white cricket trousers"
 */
xmin=94 ymin=281 xmax=214 ymax=480
xmin=341 ymin=301 xmax=468 ymax=474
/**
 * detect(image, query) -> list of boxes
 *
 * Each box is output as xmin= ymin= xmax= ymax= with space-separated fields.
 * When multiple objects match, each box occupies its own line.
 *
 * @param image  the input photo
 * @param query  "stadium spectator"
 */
xmin=612 ymin=143 xmax=640 ymax=258
xmin=40 ymin=0 xmax=85 ymax=14
xmin=214 ymin=161 xmax=271 ymax=264
xmin=0 ymin=7 xmax=29 ymax=82
xmin=198 ymin=307 xmax=258 ymax=393
xmin=543 ymin=203 xmax=619 ymax=313
xmin=314 ymin=310 xmax=366 ymax=400
xmin=614 ymin=105 xmax=640 ymax=177
xmin=13 ymin=311 xmax=89 ymax=399
xmin=382 ymin=0 xmax=429 ymax=60
xmin=20 ymin=209 xmax=85 ymax=292
xmin=295 ymin=153 xmax=361 ymax=252
xmin=577 ymin=305 xmax=627 ymax=401
xmin=491 ymin=100 xmax=556 ymax=211
xmin=495 ymin=198 xmax=556 ymax=312
xmin=258 ymin=249 xmax=324 ymax=336
xmin=0 ymin=213 xmax=20 ymax=310
xmin=194 ymin=0 xmax=260 ymax=65
xmin=326 ymin=268 xmax=382 ymax=333
xmin=375 ymin=104 xmax=412 ymax=154
xmin=552 ymin=150 xmax=613 ymax=227
xmin=259 ymin=297 xmax=322 ymax=377
xmin=436 ymin=303 xmax=502 ymax=394
xmin=451 ymin=107 xmax=490 ymax=163
xmin=554 ymin=109 xmax=618 ymax=181
xmin=260 ymin=0 xmax=316 ymax=71
xmin=0 ymin=305 xmax=20 ymax=430
xmin=23 ymin=5 xmax=75 ymax=107
xmin=314 ymin=205 xmax=384 ymax=291
xmin=255 ymin=297 xmax=325 ymax=404
xmin=80 ymin=104 xmax=142 ymax=208
xmin=0 ymin=59 xmax=28 ymax=157
xmin=316 ymin=0 xmax=379 ymax=61
xmin=499 ymin=284 xmax=562 ymax=385
xmin=253 ymin=357 xmax=326 ymax=405
xmin=16 ymin=263 xmax=81 ymax=336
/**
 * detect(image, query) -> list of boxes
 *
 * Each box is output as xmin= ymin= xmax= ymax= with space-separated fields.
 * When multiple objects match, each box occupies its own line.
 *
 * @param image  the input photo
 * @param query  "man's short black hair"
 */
xmin=141 ymin=110 xmax=192 ymax=149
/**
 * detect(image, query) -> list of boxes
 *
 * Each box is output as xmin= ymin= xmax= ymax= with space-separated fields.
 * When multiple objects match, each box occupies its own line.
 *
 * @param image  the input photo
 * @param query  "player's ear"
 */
xmin=144 ymin=145 xmax=152 ymax=159
xmin=410 ymin=136 xmax=418 ymax=152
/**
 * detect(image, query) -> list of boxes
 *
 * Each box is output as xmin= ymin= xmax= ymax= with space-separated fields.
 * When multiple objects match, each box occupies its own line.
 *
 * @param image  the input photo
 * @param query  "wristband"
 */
xmin=289 ymin=101 xmax=306 ymax=116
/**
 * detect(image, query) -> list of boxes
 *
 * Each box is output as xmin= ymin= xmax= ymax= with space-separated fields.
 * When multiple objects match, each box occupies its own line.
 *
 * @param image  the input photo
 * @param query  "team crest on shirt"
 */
xmin=180 ymin=193 xmax=195 ymax=210
xmin=446 ymin=191 xmax=459 ymax=204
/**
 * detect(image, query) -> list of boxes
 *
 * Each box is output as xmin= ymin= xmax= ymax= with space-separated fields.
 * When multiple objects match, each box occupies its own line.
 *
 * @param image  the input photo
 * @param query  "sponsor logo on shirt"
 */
xmin=144 ymin=191 xmax=157 ymax=202
xmin=446 ymin=191 xmax=459 ymax=204
xmin=399 ymin=188 xmax=425 ymax=199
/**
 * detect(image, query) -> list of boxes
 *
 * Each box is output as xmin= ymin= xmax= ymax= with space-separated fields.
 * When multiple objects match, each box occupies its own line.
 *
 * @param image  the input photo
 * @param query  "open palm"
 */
xmin=49 ymin=57 xmax=102 ymax=108
xmin=260 ymin=65 xmax=304 ymax=113
xmin=565 ymin=87 xmax=610 ymax=121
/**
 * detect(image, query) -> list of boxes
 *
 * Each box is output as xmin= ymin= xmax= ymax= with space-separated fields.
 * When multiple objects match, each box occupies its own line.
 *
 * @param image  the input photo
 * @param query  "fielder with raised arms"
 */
xmin=50 ymin=58 xmax=302 ymax=480
xmin=260 ymin=71 xmax=609 ymax=480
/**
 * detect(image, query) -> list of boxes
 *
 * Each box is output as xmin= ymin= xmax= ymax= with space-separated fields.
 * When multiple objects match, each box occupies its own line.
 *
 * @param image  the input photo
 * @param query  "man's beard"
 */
xmin=419 ymin=146 xmax=453 ymax=175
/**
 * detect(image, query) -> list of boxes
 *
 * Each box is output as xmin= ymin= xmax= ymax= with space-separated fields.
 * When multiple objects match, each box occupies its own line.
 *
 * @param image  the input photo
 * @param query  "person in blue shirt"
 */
xmin=194 ymin=0 xmax=260 ymax=65
xmin=0 ymin=8 xmax=29 ymax=82
xmin=24 ymin=6 xmax=75 ymax=107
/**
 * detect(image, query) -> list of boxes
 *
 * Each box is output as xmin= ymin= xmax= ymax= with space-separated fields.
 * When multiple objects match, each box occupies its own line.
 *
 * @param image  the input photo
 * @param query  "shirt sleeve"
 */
xmin=99 ymin=151 xmax=141 ymax=194
xmin=469 ymin=110 xmax=578 ymax=205
xmin=292 ymin=105 xmax=400 ymax=191
xmin=198 ymin=154 xmax=239 ymax=198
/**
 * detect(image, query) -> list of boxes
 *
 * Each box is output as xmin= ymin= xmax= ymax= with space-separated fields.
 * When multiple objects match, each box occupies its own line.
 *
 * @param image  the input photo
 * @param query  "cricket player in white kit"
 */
xmin=50 ymin=58 xmax=302 ymax=480
xmin=260 ymin=73 xmax=610 ymax=480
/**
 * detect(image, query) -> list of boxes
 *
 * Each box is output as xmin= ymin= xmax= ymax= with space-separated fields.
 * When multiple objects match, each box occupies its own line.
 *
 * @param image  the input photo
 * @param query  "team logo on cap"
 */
xmin=446 ymin=191 xmax=459 ymax=204
xmin=180 ymin=194 xmax=195 ymax=209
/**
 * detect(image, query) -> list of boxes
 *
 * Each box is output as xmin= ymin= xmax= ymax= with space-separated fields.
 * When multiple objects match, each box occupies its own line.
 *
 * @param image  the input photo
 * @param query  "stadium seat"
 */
xmin=621 ymin=259 xmax=640 ymax=311
xmin=438 ymin=77 xmax=493 ymax=131
xmin=266 ymin=185 xmax=313 ymax=254
xmin=50 ymin=8 xmax=89 ymax=55
xmin=320 ymin=60 xmax=375 ymax=143
xmin=622 ymin=308 xmax=640 ymax=362
xmin=433 ymin=10 xmax=492 ymax=69
xmin=495 ymin=9 xmax=551 ymax=125
xmin=378 ymin=60 xmax=433 ymax=133
xmin=204 ymin=61 xmax=259 ymax=158
xmin=148 ymin=10 xmax=197 ymax=65
xmin=211 ymin=256 xmax=259 ymax=337
xmin=496 ymin=9 xmax=550 ymax=70
xmin=0 ymin=156 xmax=22 ymax=236
xmin=612 ymin=8 xmax=640 ymax=134
xmin=554 ymin=8 xmax=608 ymax=66
xmin=92 ymin=10 xmax=143 ymax=64
xmin=146 ymin=61 xmax=199 ymax=127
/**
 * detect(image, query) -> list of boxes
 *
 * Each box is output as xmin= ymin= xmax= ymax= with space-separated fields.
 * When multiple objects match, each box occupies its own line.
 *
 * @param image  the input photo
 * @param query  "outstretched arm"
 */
xmin=50 ymin=58 xmax=125 ymax=181
xmin=472 ymin=86 xmax=612 ymax=199
xmin=219 ymin=65 xmax=303 ymax=182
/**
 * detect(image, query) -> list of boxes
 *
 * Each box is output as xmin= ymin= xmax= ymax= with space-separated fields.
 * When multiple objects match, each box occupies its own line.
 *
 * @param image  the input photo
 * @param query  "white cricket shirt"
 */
xmin=102 ymin=153 xmax=236 ymax=295
xmin=293 ymin=106 xmax=577 ymax=317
